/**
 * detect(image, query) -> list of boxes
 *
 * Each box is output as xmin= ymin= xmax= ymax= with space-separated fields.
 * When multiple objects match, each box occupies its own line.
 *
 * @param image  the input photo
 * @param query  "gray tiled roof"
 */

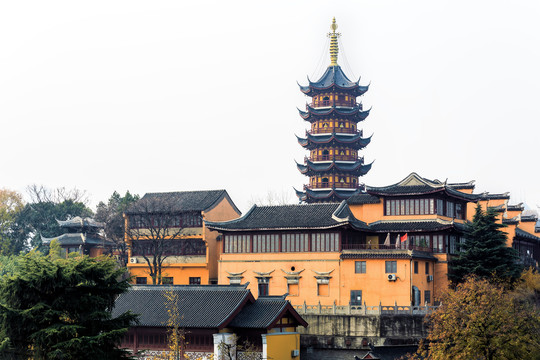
xmin=126 ymin=190 xmax=240 ymax=215
xmin=112 ymin=285 xmax=253 ymax=329
xmin=515 ymin=227 xmax=540 ymax=242
xmin=229 ymin=296 xmax=307 ymax=329
xmin=347 ymin=193 xmax=381 ymax=205
xmin=368 ymin=220 xmax=459 ymax=233
xmin=207 ymin=203 xmax=342 ymax=231
xmin=365 ymin=173 xmax=479 ymax=201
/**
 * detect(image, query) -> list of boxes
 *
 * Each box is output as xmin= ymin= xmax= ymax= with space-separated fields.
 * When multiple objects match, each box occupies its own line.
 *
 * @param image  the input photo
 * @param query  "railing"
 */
xmin=293 ymin=301 xmax=440 ymax=315
xmin=307 ymin=155 xmax=358 ymax=162
xmin=307 ymin=183 xmax=358 ymax=190
xmin=310 ymin=101 xmax=358 ymax=108
xmin=308 ymin=128 xmax=356 ymax=135
xmin=341 ymin=243 xmax=433 ymax=252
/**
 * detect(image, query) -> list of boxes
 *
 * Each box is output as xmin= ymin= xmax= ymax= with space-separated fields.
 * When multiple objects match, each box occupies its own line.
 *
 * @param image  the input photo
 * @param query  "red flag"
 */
xmin=400 ymin=233 xmax=408 ymax=243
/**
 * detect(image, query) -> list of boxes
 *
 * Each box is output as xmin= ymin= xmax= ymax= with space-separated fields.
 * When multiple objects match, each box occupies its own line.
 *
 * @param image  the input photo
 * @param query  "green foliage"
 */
xmin=406 ymin=275 xmax=540 ymax=360
xmin=14 ymin=200 xmax=93 ymax=252
xmin=95 ymin=191 xmax=139 ymax=266
xmin=449 ymin=205 xmax=522 ymax=284
xmin=47 ymin=239 xmax=64 ymax=260
xmin=0 ymin=189 xmax=25 ymax=255
xmin=0 ymin=253 xmax=138 ymax=359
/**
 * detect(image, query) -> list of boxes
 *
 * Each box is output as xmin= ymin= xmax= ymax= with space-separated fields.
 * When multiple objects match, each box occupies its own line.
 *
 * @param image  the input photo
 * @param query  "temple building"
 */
xmin=124 ymin=190 xmax=241 ymax=285
xmin=207 ymin=173 xmax=540 ymax=307
xmin=41 ymin=217 xmax=112 ymax=257
xmin=295 ymin=18 xmax=373 ymax=203
xmin=113 ymin=284 xmax=307 ymax=360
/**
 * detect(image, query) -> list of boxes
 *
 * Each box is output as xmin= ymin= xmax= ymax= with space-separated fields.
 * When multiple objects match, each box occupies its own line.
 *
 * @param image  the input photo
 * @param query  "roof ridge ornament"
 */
xmin=328 ymin=17 xmax=340 ymax=66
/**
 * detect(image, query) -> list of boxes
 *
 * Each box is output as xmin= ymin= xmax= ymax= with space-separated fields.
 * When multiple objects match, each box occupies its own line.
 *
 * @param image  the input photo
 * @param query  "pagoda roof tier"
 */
xmin=206 ymin=201 xmax=369 ymax=232
xmin=365 ymin=172 xmax=480 ymax=202
xmin=298 ymin=104 xmax=371 ymax=123
xmin=295 ymin=187 xmax=364 ymax=203
xmin=296 ymin=159 xmax=372 ymax=177
xmin=297 ymin=132 xmax=372 ymax=150
xmin=298 ymin=65 xmax=369 ymax=97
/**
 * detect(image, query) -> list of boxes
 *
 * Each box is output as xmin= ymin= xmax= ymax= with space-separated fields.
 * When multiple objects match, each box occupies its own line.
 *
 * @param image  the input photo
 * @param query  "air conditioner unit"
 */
xmin=130 ymin=258 xmax=137 ymax=264
xmin=387 ymin=274 xmax=397 ymax=281
xmin=427 ymin=275 xmax=434 ymax=282
xmin=291 ymin=349 xmax=299 ymax=357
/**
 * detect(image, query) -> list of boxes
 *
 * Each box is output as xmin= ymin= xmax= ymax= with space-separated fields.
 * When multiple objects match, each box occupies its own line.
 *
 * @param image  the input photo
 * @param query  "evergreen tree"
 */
xmin=450 ymin=205 xmax=522 ymax=284
xmin=0 ymin=253 xmax=138 ymax=359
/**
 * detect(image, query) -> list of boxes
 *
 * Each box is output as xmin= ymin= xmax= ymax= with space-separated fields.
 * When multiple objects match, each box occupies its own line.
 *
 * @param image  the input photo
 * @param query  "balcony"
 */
xmin=341 ymin=243 xmax=434 ymax=252
xmin=310 ymin=101 xmax=358 ymax=108
xmin=308 ymin=127 xmax=356 ymax=135
xmin=306 ymin=183 xmax=358 ymax=190
xmin=307 ymin=155 xmax=358 ymax=162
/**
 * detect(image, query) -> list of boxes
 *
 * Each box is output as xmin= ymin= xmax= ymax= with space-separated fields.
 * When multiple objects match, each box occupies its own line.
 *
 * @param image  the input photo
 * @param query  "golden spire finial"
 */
xmin=328 ymin=17 xmax=340 ymax=66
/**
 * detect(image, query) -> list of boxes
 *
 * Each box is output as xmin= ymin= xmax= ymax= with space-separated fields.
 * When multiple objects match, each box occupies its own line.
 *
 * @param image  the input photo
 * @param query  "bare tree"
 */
xmin=26 ymin=184 xmax=89 ymax=205
xmin=95 ymin=191 xmax=139 ymax=267
xmin=125 ymin=196 xmax=187 ymax=285
xmin=248 ymin=188 xmax=295 ymax=207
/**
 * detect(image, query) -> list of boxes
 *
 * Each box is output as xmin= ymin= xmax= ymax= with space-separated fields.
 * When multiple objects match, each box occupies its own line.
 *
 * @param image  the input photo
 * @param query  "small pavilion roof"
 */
xmin=126 ymin=190 xmax=240 ymax=215
xmin=41 ymin=233 xmax=110 ymax=247
xmin=298 ymin=105 xmax=370 ymax=122
xmin=296 ymin=159 xmax=372 ymax=177
xmin=297 ymin=132 xmax=372 ymax=150
xmin=206 ymin=201 xmax=369 ymax=232
xmin=298 ymin=65 xmax=369 ymax=96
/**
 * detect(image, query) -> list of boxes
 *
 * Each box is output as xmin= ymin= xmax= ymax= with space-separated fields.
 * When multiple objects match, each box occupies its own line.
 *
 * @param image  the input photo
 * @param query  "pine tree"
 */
xmin=449 ymin=205 xmax=522 ymax=284
xmin=0 ymin=253 xmax=138 ymax=359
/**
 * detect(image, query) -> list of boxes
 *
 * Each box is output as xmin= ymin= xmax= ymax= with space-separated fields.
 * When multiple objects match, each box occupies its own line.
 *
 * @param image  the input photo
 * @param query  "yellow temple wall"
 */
xmin=219 ymin=252 xmax=341 ymax=305
xmin=433 ymin=254 xmax=449 ymax=301
xmin=128 ymin=262 xmax=208 ymax=285
xmin=264 ymin=332 xmax=301 ymax=360
xmin=203 ymin=197 xmax=242 ymax=282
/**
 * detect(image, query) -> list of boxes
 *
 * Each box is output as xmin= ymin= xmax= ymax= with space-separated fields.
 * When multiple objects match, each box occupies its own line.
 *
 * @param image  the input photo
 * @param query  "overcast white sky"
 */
xmin=1 ymin=1 xmax=539 ymax=214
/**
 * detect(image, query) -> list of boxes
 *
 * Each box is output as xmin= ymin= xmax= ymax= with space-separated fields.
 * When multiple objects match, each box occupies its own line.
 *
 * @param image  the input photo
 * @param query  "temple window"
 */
xmin=385 ymin=199 xmax=436 ymax=216
xmin=257 ymin=277 xmax=269 ymax=296
xmin=189 ymin=277 xmax=200 ymax=285
xmin=350 ymin=290 xmax=362 ymax=305
xmin=281 ymin=233 xmax=309 ymax=252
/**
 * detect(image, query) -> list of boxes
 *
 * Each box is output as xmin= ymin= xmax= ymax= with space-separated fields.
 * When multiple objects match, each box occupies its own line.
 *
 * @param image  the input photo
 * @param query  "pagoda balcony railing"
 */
xmin=308 ymin=128 xmax=356 ymax=135
xmin=306 ymin=183 xmax=358 ymax=190
xmin=341 ymin=243 xmax=433 ymax=252
xmin=306 ymin=155 xmax=358 ymax=162
xmin=310 ymin=101 xmax=359 ymax=108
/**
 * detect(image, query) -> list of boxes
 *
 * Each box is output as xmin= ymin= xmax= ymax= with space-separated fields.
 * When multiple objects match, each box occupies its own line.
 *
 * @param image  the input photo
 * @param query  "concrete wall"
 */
xmin=298 ymin=313 xmax=427 ymax=349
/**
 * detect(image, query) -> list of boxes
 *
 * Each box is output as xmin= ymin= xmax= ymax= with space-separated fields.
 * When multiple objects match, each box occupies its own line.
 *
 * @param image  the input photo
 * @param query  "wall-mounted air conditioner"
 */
xmin=291 ymin=349 xmax=299 ymax=357
xmin=130 ymin=258 xmax=137 ymax=264
xmin=387 ymin=274 xmax=397 ymax=281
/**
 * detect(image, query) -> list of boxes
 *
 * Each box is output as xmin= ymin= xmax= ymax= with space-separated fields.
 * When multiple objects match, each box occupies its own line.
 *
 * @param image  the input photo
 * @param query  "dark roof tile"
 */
xmin=126 ymin=190 xmax=240 ymax=215
xmin=112 ymin=285 xmax=252 ymax=329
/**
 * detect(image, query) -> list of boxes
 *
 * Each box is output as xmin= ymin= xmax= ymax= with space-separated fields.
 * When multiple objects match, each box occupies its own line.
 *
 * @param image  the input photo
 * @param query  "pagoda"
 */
xmin=295 ymin=18 xmax=372 ymax=203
